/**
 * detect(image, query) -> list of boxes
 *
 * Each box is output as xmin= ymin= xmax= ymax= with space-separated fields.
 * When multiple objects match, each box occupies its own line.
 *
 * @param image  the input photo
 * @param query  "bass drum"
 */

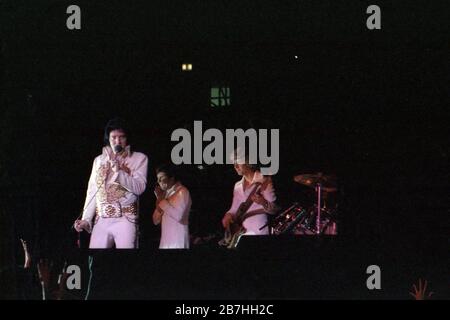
xmin=294 ymin=206 xmax=337 ymax=235
xmin=271 ymin=203 xmax=308 ymax=235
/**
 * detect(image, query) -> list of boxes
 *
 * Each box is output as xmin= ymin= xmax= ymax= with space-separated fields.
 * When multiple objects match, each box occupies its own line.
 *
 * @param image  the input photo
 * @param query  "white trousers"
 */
xmin=89 ymin=216 xmax=138 ymax=249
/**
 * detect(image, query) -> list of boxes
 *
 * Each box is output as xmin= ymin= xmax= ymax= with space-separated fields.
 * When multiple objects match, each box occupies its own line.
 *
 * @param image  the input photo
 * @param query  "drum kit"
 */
xmin=271 ymin=173 xmax=338 ymax=236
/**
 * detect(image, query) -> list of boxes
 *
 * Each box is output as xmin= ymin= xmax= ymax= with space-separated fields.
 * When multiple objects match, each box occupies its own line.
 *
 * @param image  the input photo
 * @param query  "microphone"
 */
xmin=114 ymin=145 xmax=123 ymax=153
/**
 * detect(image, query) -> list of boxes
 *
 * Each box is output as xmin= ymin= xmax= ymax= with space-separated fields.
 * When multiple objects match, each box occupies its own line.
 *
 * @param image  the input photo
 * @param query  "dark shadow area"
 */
xmin=0 ymin=1 xmax=448 ymax=300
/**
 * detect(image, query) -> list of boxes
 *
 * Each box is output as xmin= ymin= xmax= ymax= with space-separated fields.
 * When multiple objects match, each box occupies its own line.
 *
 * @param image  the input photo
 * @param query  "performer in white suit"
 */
xmin=74 ymin=119 xmax=148 ymax=249
xmin=152 ymin=164 xmax=191 ymax=249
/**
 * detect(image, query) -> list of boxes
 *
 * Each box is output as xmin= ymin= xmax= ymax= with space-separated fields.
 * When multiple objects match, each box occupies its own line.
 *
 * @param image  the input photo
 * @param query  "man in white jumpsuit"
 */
xmin=74 ymin=119 xmax=148 ymax=249
xmin=152 ymin=164 xmax=191 ymax=249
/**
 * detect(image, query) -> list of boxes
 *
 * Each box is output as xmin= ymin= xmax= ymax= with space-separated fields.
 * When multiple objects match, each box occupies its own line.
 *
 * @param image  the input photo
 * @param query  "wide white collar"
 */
xmin=102 ymin=145 xmax=132 ymax=159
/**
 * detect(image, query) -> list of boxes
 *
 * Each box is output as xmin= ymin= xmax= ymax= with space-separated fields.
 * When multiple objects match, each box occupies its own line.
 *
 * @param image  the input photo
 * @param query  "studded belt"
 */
xmin=96 ymin=202 xmax=138 ymax=218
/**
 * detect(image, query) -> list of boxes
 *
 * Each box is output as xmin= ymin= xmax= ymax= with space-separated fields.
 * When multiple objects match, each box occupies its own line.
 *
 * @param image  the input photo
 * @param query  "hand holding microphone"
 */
xmin=109 ymin=145 xmax=123 ymax=173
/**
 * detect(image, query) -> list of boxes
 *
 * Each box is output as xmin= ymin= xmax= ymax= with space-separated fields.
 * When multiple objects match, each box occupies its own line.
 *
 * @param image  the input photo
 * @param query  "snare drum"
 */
xmin=271 ymin=203 xmax=308 ymax=235
xmin=294 ymin=206 xmax=337 ymax=235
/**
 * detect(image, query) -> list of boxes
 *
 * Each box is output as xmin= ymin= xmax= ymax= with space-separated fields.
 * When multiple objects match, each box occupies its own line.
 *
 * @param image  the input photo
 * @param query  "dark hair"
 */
xmin=156 ymin=164 xmax=178 ymax=181
xmin=103 ymin=118 xmax=131 ymax=146
xmin=246 ymin=163 xmax=260 ymax=171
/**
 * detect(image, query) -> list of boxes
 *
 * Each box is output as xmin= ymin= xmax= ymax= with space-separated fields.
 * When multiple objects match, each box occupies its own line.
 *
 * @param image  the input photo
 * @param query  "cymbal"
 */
xmin=293 ymin=173 xmax=337 ymax=192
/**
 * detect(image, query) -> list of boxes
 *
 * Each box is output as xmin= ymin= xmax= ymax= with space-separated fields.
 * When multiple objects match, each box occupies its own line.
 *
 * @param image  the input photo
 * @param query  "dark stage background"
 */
xmin=0 ymin=1 xmax=448 ymax=299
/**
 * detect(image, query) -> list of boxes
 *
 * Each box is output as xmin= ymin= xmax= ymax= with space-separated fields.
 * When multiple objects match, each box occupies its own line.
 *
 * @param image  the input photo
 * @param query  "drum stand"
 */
xmin=314 ymin=183 xmax=336 ymax=235
xmin=315 ymin=183 xmax=322 ymax=235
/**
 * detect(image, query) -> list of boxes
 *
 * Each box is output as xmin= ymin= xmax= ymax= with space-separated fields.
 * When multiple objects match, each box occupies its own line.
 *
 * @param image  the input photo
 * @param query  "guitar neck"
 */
xmin=235 ymin=183 xmax=261 ymax=220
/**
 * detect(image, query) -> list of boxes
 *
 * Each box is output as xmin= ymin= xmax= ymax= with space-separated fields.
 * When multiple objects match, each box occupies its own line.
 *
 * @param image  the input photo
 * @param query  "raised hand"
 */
xmin=409 ymin=278 xmax=433 ymax=300
xmin=20 ymin=239 xmax=31 ymax=269
xmin=37 ymin=259 xmax=53 ymax=289
xmin=120 ymin=163 xmax=131 ymax=175
xmin=250 ymin=190 xmax=267 ymax=206
xmin=154 ymin=185 xmax=165 ymax=201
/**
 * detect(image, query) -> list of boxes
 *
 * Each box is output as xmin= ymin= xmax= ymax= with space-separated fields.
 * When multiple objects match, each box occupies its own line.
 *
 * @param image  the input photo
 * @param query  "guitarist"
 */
xmin=221 ymin=158 xmax=277 ymax=237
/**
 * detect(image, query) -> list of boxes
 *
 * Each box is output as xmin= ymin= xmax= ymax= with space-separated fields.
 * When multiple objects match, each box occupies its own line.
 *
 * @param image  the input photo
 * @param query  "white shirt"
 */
xmin=81 ymin=146 xmax=148 ymax=228
xmin=157 ymin=182 xmax=191 ymax=249
xmin=228 ymin=171 xmax=276 ymax=235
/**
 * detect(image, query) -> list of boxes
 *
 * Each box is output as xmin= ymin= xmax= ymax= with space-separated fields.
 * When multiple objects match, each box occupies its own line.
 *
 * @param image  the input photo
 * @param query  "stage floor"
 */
xmin=64 ymin=235 xmax=449 ymax=300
